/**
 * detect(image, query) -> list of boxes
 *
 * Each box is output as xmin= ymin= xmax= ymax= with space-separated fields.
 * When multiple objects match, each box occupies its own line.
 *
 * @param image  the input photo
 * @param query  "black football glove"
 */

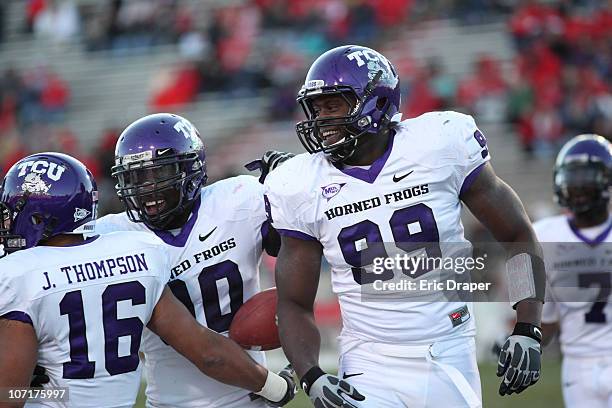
xmin=497 ymin=323 xmax=542 ymax=396
xmin=250 ymin=364 xmax=297 ymax=407
xmin=30 ymin=365 xmax=50 ymax=388
xmin=301 ymin=367 xmax=365 ymax=408
xmin=245 ymin=151 xmax=295 ymax=184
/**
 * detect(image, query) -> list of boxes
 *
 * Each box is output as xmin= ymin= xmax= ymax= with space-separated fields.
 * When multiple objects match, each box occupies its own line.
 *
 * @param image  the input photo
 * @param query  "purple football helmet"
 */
xmin=112 ymin=113 xmax=207 ymax=230
xmin=0 ymin=152 xmax=98 ymax=253
xmin=296 ymin=45 xmax=401 ymax=162
xmin=554 ymin=134 xmax=612 ymax=214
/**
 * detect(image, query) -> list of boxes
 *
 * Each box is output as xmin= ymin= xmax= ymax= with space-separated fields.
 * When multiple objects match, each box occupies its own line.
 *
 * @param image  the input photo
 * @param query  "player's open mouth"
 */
xmin=321 ymin=129 xmax=344 ymax=146
xmin=144 ymin=199 xmax=166 ymax=215
xmin=322 ymin=129 xmax=340 ymax=138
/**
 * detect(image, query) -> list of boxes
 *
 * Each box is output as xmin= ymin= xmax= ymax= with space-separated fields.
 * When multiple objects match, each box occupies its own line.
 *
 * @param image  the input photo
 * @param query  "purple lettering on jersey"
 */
xmin=117 ymin=257 xmax=128 ymax=274
xmin=164 ymin=260 xmax=245 ymax=347
xmin=61 ymin=281 xmax=147 ymax=379
xmin=0 ymin=311 xmax=33 ymax=325
xmin=473 ymin=130 xmax=487 ymax=147
xmin=61 ymin=266 xmax=73 ymax=284
xmin=473 ymin=130 xmax=489 ymax=159
xmin=73 ymin=264 xmax=87 ymax=283
xmin=102 ymin=281 xmax=146 ymax=376
xmin=336 ymin=203 xmax=442 ymax=284
xmin=84 ymin=263 xmax=97 ymax=280
xmin=134 ymin=253 xmax=148 ymax=271
xmin=60 ymin=290 xmax=96 ymax=379
xmin=199 ymin=260 xmax=244 ymax=333
xmin=390 ymin=204 xmax=442 ymax=278
xmin=338 ymin=219 xmax=392 ymax=284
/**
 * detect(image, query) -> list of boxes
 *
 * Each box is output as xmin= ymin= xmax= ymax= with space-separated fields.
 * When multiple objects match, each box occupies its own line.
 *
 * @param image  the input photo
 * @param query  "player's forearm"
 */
xmin=277 ymin=299 xmax=321 ymax=379
xmin=503 ymin=226 xmax=543 ymax=259
xmin=0 ymin=320 xmax=38 ymax=408
xmin=190 ymin=326 xmax=268 ymax=392
xmin=515 ymin=299 xmax=543 ymax=326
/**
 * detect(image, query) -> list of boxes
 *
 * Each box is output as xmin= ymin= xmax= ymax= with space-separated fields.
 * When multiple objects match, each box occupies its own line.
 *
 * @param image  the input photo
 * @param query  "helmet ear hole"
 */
xmin=376 ymin=97 xmax=388 ymax=111
xmin=31 ymin=213 xmax=43 ymax=225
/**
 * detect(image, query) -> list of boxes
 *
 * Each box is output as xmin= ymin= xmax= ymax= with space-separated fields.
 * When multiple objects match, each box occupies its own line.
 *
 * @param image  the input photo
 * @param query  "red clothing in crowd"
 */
xmin=150 ymin=65 xmax=200 ymax=110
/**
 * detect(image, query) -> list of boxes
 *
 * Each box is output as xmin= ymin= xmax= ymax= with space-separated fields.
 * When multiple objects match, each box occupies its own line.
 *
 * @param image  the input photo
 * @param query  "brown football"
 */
xmin=229 ymin=287 xmax=280 ymax=351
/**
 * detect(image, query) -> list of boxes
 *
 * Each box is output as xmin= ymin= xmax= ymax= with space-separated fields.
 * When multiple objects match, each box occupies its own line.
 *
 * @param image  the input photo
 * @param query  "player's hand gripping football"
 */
xmin=245 ymin=151 xmax=295 ymax=184
xmin=496 ymin=323 xmax=542 ymax=395
xmin=303 ymin=370 xmax=365 ymax=408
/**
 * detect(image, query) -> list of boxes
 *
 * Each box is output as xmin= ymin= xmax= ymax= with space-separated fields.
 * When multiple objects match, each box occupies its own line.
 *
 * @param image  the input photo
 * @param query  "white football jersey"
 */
xmin=265 ymin=111 xmax=490 ymax=344
xmin=95 ymin=175 xmax=268 ymax=408
xmin=534 ymin=214 xmax=612 ymax=357
xmin=0 ymin=232 xmax=171 ymax=408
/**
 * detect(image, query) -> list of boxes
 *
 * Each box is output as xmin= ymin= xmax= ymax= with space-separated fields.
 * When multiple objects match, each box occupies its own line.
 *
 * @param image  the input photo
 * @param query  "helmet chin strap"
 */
xmin=572 ymin=197 xmax=610 ymax=217
xmin=40 ymin=217 xmax=58 ymax=241
xmin=325 ymin=135 xmax=359 ymax=163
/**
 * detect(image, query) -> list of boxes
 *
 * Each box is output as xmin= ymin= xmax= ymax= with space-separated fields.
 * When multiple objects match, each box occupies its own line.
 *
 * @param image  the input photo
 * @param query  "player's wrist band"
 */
xmin=255 ymin=370 xmax=288 ymax=402
xmin=300 ymin=366 xmax=325 ymax=395
xmin=512 ymin=322 xmax=543 ymax=343
xmin=505 ymin=252 xmax=546 ymax=308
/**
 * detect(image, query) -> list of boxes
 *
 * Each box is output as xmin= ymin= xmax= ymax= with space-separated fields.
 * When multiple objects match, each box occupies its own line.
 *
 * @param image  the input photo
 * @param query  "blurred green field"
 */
xmin=134 ymin=360 xmax=563 ymax=407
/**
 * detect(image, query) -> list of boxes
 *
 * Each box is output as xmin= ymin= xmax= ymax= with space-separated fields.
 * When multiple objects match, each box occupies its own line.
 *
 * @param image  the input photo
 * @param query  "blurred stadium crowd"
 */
xmin=0 ymin=0 xmax=610 ymax=216
xmin=0 ymin=0 xmax=610 ymax=381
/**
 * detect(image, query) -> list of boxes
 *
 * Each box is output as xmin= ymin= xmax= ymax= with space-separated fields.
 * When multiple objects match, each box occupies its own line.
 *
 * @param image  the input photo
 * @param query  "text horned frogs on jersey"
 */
xmin=265 ymin=110 xmax=490 ymax=344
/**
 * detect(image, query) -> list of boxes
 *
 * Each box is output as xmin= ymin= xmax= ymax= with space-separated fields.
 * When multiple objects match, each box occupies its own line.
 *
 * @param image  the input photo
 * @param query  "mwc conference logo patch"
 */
xmin=321 ymin=183 xmax=346 ymax=201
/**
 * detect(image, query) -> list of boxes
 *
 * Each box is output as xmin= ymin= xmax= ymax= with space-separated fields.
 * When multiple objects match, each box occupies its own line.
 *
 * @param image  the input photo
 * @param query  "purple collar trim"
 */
xmin=333 ymin=132 xmax=395 ymax=184
xmin=568 ymin=218 xmax=612 ymax=247
xmin=62 ymin=235 xmax=100 ymax=247
xmin=153 ymin=196 xmax=201 ymax=247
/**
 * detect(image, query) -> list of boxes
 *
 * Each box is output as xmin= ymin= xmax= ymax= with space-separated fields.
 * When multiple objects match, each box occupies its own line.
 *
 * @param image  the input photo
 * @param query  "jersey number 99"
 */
xmin=338 ymin=203 xmax=441 ymax=284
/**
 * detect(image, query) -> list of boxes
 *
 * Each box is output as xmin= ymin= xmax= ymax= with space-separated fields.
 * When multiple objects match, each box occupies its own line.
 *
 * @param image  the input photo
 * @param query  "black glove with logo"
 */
xmin=497 ymin=323 xmax=542 ymax=395
xmin=301 ymin=366 xmax=365 ymax=408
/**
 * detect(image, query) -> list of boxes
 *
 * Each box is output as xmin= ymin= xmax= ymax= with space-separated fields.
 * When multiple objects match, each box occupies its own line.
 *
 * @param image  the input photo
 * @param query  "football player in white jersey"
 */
xmin=91 ymin=113 xmax=292 ymax=408
xmin=0 ymin=153 xmax=295 ymax=408
xmin=534 ymin=134 xmax=612 ymax=407
xmin=264 ymin=45 xmax=546 ymax=407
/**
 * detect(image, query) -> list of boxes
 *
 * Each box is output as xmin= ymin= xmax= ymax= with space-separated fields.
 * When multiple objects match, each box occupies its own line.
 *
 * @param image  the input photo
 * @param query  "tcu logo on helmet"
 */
xmin=347 ymin=49 xmax=394 ymax=82
xmin=174 ymin=119 xmax=197 ymax=140
xmin=16 ymin=160 xmax=66 ymax=182
xmin=347 ymin=49 xmax=391 ymax=71
xmin=21 ymin=173 xmax=51 ymax=194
